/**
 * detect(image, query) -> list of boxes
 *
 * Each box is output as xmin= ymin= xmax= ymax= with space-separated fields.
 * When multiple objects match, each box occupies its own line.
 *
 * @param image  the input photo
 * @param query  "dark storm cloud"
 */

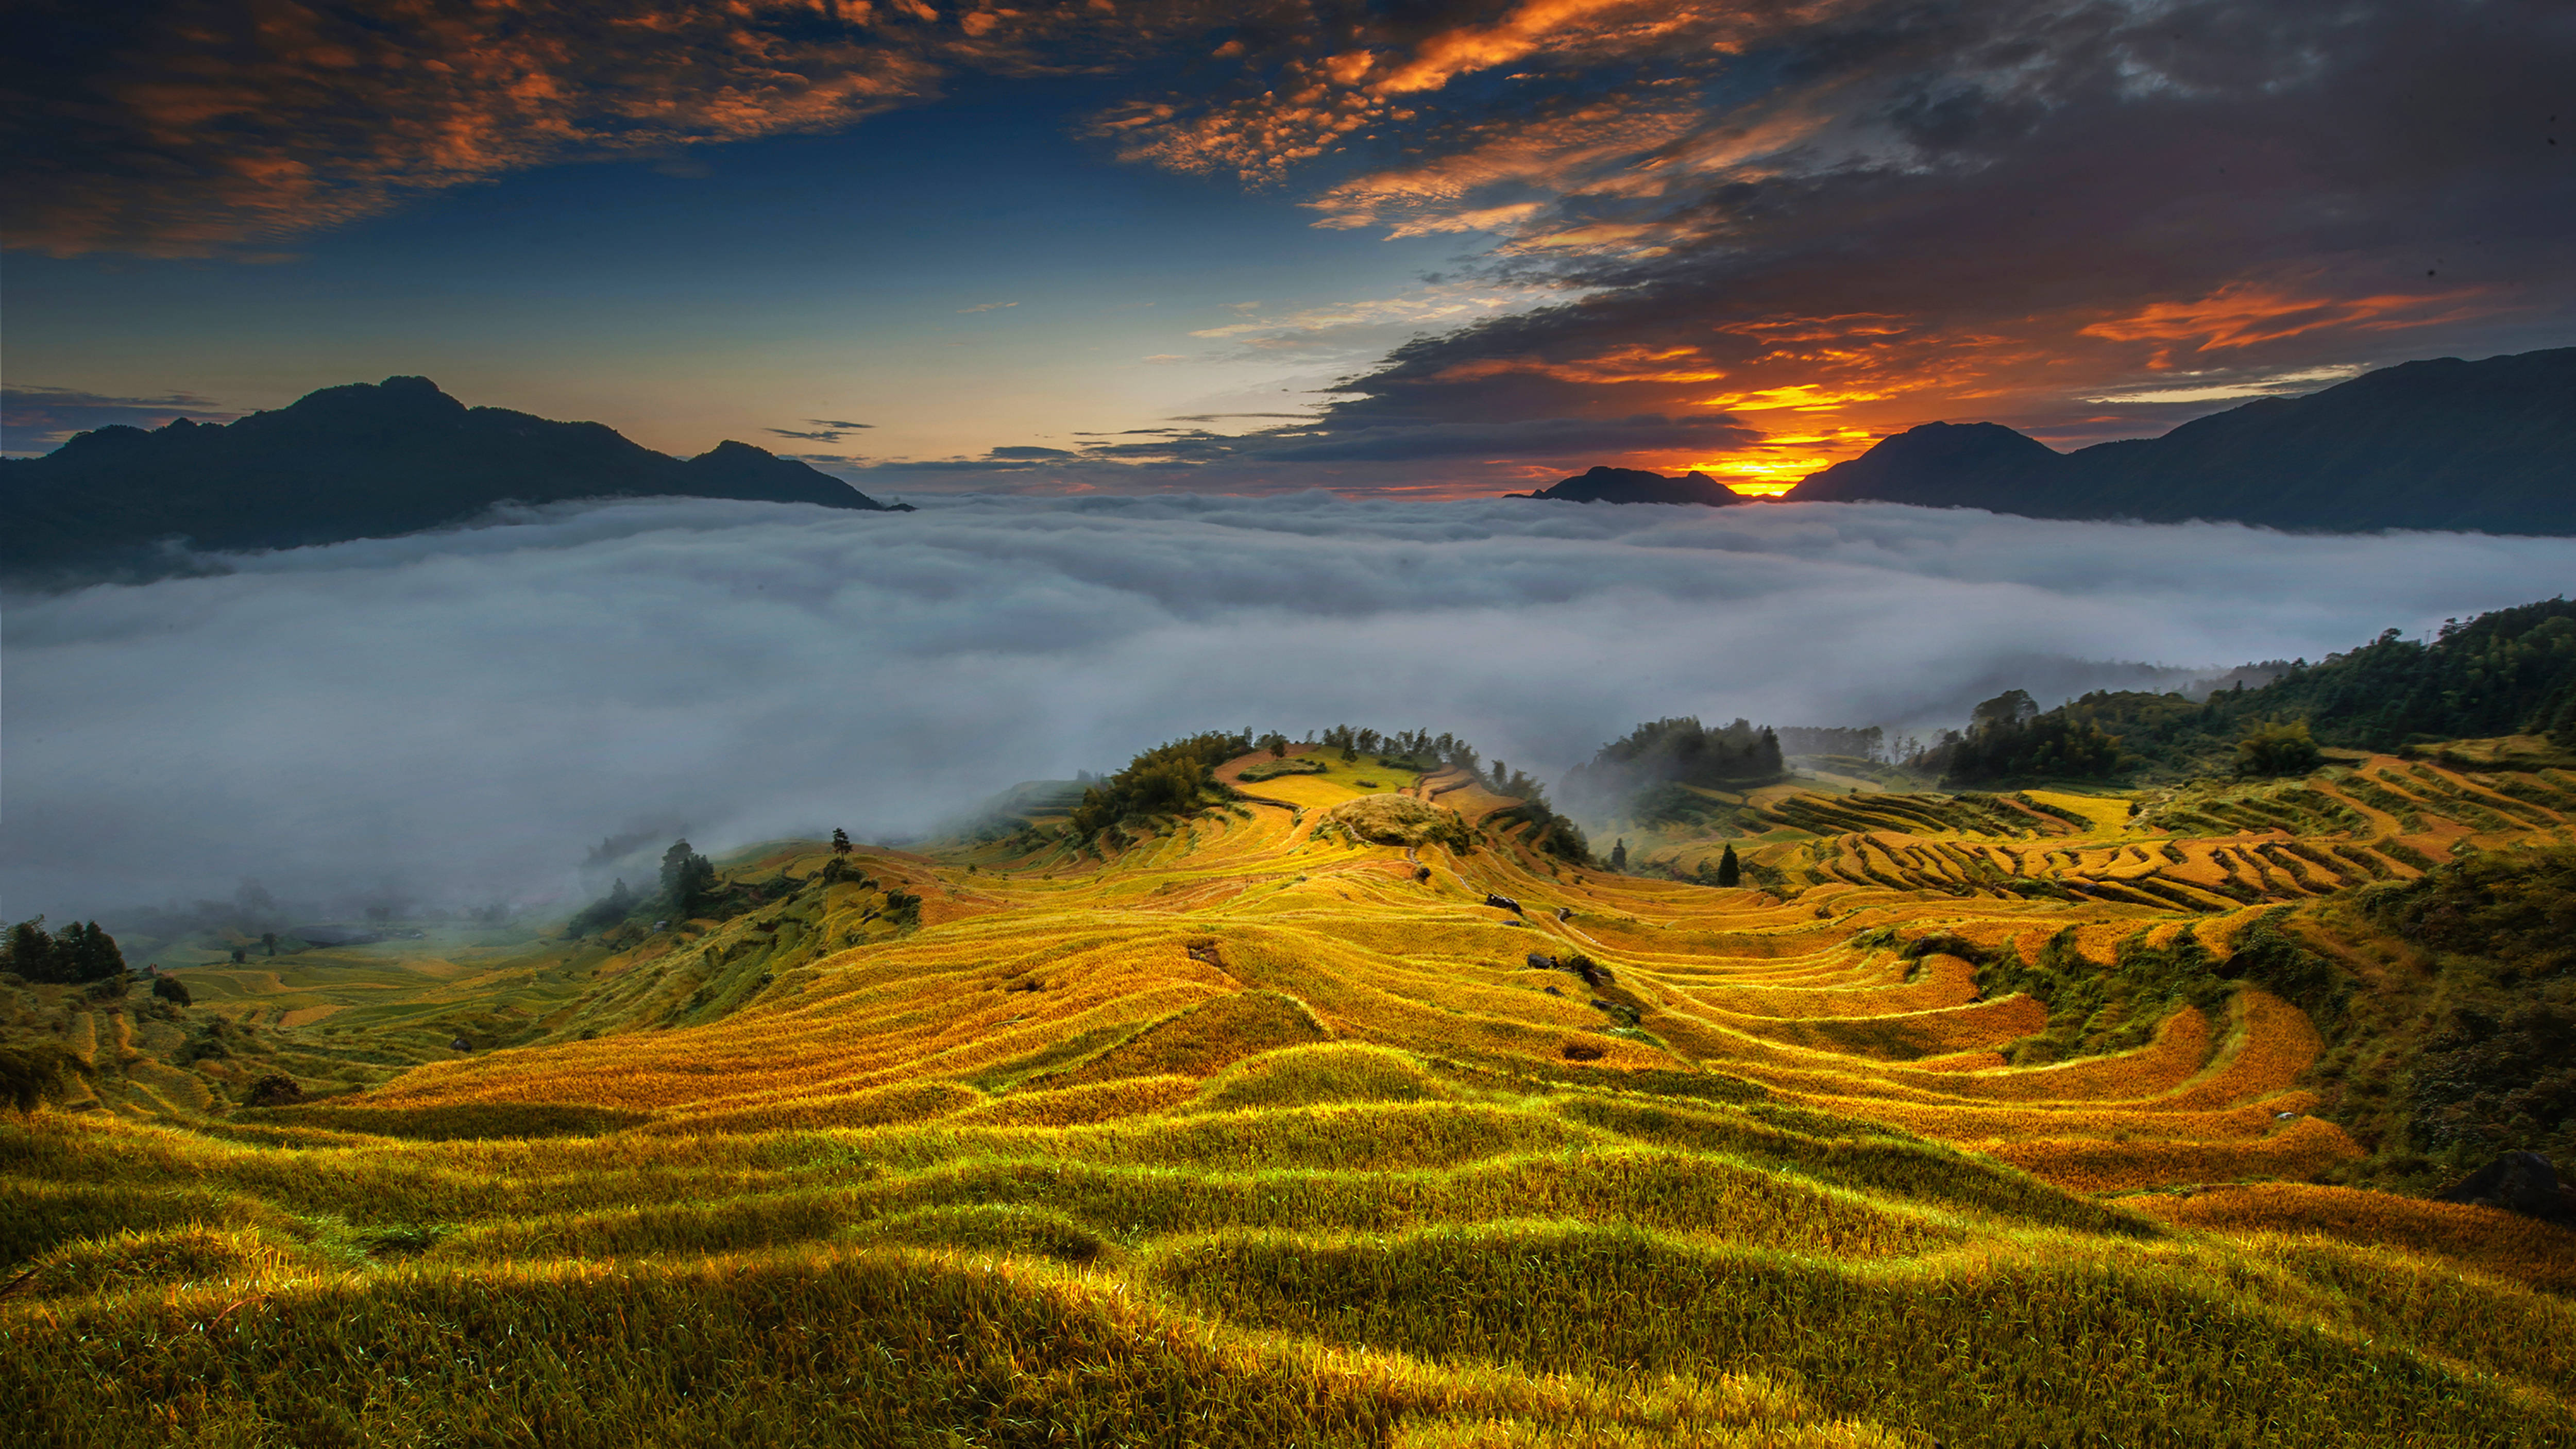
xmin=10 ymin=495 xmax=2576 ymax=921
xmin=3 ymin=385 xmax=239 ymax=453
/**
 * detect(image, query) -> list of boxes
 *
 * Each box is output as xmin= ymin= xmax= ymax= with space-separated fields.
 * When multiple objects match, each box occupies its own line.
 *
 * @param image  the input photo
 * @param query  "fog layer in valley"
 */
xmin=8 ymin=494 xmax=2573 ymax=924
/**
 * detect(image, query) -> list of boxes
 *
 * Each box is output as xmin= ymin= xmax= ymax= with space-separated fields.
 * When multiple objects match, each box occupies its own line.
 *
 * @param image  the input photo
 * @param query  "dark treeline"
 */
xmin=2 ymin=917 xmax=129 ymax=984
xmin=1774 ymin=725 xmax=1886 ymax=760
xmin=1913 ymin=689 xmax=2125 ymax=785
xmin=1068 ymin=731 xmax=1256 ymax=839
xmin=1563 ymin=717 xmax=1786 ymax=814
xmin=1283 ymin=724 xmax=1486 ymax=777
xmin=566 ymin=837 xmax=729 ymax=936
xmin=1916 ymin=597 xmax=2576 ymax=785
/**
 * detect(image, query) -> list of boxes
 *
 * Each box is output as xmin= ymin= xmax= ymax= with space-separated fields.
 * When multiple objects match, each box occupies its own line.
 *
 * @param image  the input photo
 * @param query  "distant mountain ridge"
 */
xmin=1511 ymin=465 xmax=1744 ymax=507
xmin=1792 ymin=347 xmax=2576 ymax=533
xmin=1 ymin=375 xmax=907 ymax=581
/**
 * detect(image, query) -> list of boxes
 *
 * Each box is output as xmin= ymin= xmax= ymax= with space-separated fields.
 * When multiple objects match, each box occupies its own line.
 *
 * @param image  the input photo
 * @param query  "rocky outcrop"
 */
xmin=2435 ymin=1151 xmax=2576 ymax=1221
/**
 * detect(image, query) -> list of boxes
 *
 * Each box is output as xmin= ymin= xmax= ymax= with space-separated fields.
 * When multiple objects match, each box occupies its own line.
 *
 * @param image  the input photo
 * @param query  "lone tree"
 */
xmin=261 ymin=932 xmax=279 ymax=958
xmin=831 ymin=828 xmax=852 ymax=856
xmin=2235 ymin=720 xmax=2323 ymax=777
xmin=1716 ymin=844 xmax=1742 ymax=887
xmin=1609 ymin=838 xmax=1628 ymax=871
xmin=659 ymin=838 xmax=718 ymax=917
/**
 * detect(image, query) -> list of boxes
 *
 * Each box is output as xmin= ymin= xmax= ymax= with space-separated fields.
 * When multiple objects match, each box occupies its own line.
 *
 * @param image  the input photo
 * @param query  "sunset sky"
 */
xmin=5 ymin=0 xmax=2569 ymax=496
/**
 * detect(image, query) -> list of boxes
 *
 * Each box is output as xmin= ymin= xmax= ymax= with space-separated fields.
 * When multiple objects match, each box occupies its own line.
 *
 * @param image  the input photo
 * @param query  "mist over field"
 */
xmin=8 ymin=494 xmax=2574 ymax=923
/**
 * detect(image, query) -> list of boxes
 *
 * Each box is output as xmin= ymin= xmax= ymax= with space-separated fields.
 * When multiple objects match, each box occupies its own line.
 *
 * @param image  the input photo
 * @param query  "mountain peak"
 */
xmin=1512 ymin=464 xmax=1744 ymax=507
xmin=1783 ymin=344 xmax=2576 ymax=532
xmin=2 ymin=377 xmax=906 ymax=581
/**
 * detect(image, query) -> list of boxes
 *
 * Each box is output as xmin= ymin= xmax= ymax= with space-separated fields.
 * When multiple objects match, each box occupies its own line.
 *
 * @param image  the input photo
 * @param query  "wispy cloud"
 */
xmin=3 ymin=384 xmax=240 ymax=453
xmin=957 ymin=301 xmax=1020 ymax=314
xmin=767 ymin=419 xmax=877 ymax=443
xmin=2081 ymin=366 xmax=2372 ymax=406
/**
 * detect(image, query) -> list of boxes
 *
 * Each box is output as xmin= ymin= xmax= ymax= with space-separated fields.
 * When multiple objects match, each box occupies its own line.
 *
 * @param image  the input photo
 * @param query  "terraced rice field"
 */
xmin=1712 ymin=754 xmax=2571 ymax=912
xmin=7 ymin=743 xmax=2573 ymax=1445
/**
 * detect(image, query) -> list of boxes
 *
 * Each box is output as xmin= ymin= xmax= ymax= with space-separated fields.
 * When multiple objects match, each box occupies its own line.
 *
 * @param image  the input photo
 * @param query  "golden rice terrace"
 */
xmin=6 ymin=742 xmax=2574 ymax=1446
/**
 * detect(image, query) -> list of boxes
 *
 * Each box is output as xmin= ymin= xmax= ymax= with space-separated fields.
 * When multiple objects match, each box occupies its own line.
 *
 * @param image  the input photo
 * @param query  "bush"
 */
xmin=569 ymin=877 xmax=638 ymax=935
xmin=2236 ymin=721 xmax=2324 ymax=777
xmin=152 ymin=975 xmax=193 ymax=1006
xmin=244 ymin=1074 xmax=304 ymax=1107
xmin=0 ymin=1044 xmax=90 ymax=1110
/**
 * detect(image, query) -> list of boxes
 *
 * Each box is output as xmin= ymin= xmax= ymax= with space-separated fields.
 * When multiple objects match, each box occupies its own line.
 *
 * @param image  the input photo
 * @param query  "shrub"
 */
xmin=245 ymin=1074 xmax=304 ymax=1107
xmin=0 ymin=1044 xmax=90 ymax=1110
xmin=2238 ymin=721 xmax=2325 ymax=777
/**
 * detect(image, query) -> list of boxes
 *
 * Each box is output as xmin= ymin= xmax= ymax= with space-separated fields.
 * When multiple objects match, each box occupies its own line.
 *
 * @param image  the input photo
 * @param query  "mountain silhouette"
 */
xmin=1511 ymin=465 xmax=1745 ymax=506
xmin=1791 ymin=346 xmax=2576 ymax=533
xmin=1 ymin=375 xmax=908 ymax=580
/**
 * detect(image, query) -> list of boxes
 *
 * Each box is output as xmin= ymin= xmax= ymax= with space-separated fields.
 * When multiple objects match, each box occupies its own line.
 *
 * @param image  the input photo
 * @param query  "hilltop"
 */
xmin=1509 ymin=464 xmax=1744 ymax=507
xmin=1791 ymin=346 xmax=2576 ymax=533
xmin=7 ymin=707 xmax=2576 ymax=1443
xmin=0 ymin=375 xmax=908 ymax=582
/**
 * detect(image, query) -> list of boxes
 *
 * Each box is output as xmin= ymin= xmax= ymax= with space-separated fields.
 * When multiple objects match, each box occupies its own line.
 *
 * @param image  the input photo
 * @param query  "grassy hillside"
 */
xmin=6 ymin=742 xmax=2574 ymax=1445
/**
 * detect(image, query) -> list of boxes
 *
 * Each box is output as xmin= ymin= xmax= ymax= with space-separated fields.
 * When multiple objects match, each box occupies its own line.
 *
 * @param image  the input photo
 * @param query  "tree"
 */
xmin=1609 ymin=839 xmax=1628 ymax=871
xmin=831 ymin=828 xmax=852 ymax=856
xmin=3 ymin=917 xmax=56 ymax=982
xmin=59 ymin=922 xmax=125 ymax=981
xmin=1065 ymin=732 xmax=1253 ymax=839
xmin=2235 ymin=720 xmax=2323 ymax=777
xmin=231 ymin=947 xmax=248 ymax=964
xmin=568 ymin=878 xmax=637 ymax=936
xmin=9 ymin=920 xmax=128 ymax=984
xmin=153 ymin=975 xmax=192 ymax=1006
xmin=659 ymin=839 xmax=718 ymax=916
xmin=261 ymin=932 xmax=279 ymax=958
xmin=1717 ymin=844 xmax=1742 ymax=887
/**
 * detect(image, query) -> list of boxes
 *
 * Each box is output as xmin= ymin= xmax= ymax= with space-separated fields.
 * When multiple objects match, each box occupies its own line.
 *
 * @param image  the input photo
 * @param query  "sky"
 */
xmin=5 ymin=0 xmax=2570 ymax=494
xmin=12 ymin=495 xmax=2576 ymax=921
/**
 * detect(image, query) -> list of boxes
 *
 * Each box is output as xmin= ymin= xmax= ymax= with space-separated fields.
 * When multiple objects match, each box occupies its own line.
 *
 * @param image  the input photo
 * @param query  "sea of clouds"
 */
xmin=8 ymin=494 xmax=2575 ymax=922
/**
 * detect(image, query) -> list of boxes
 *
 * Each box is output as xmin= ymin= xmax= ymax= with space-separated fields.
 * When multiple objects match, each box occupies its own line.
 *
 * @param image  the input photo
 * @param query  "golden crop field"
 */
xmin=6 ymin=740 xmax=2571 ymax=1445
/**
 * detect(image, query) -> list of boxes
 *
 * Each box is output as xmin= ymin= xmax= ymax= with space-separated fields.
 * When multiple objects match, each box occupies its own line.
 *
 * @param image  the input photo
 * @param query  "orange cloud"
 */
xmin=2079 ymin=281 xmax=2487 ymax=355
xmin=1432 ymin=345 xmax=1730 ymax=385
xmin=1375 ymin=0 xmax=1661 ymax=96
xmin=1695 ymin=383 xmax=1888 ymax=411
xmin=7 ymin=0 xmax=1120 ymax=257
xmin=1304 ymin=100 xmax=1700 ymax=232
